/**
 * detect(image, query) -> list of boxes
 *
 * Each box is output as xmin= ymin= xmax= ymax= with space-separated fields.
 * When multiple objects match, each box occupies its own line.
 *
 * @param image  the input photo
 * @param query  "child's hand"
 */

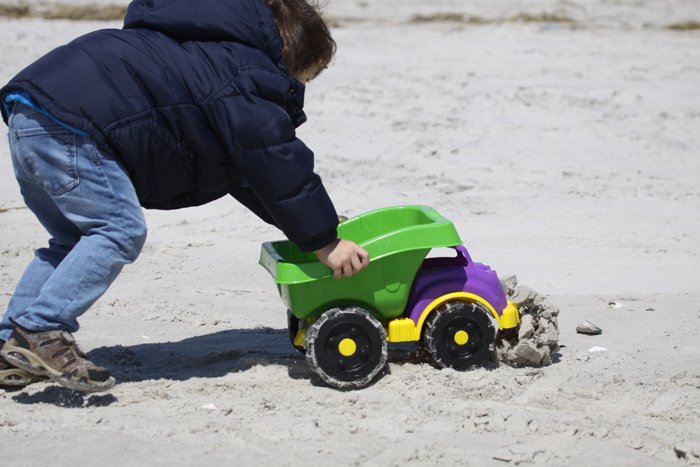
xmin=315 ymin=239 xmax=369 ymax=279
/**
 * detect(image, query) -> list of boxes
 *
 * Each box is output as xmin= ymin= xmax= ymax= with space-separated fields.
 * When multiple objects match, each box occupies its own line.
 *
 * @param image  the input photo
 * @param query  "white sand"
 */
xmin=1 ymin=1 xmax=699 ymax=465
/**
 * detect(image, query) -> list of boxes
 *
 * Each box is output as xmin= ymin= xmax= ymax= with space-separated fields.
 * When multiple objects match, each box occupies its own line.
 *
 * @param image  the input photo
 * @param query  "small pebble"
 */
xmin=576 ymin=320 xmax=602 ymax=335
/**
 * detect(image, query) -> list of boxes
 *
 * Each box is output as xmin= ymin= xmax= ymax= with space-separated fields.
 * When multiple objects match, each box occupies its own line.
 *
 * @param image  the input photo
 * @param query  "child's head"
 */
xmin=266 ymin=0 xmax=336 ymax=82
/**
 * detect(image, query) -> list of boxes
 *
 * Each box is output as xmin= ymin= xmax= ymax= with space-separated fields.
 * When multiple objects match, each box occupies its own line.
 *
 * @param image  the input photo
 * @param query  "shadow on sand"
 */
xmin=87 ymin=327 xmax=311 ymax=383
xmin=12 ymin=386 xmax=118 ymax=408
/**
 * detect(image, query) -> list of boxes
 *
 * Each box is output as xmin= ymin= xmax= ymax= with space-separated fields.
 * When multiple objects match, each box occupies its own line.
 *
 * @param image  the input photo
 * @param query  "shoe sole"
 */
xmin=1 ymin=343 xmax=115 ymax=393
xmin=54 ymin=373 xmax=116 ymax=393
xmin=0 ymin=368 xmax=41 ymax=387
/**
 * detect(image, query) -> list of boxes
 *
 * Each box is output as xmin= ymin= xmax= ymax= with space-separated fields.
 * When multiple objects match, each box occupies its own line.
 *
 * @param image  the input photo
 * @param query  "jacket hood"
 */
xmin=124 ymin=0 xmax=286 ymax=71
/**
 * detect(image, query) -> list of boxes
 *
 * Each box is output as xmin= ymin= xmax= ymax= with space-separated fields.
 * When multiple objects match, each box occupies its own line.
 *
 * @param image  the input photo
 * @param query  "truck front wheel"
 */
xmin=423 ymin=301 xmax=496 ymax=370
xmin=306 ymin=307 xmax=388 ymax=389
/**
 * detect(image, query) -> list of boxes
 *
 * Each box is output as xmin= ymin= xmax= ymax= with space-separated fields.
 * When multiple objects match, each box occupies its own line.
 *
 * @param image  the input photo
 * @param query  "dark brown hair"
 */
xmin=266 ymin=0 xmax=336 ymax=78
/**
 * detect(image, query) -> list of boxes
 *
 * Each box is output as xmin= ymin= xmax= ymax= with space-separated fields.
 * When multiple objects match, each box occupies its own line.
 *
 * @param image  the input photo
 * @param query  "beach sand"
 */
xmin=1 ymin=1 xmax=699 ymax=465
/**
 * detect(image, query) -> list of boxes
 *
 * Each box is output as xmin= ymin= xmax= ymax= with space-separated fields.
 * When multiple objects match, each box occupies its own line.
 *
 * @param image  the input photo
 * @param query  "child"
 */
xmin=0 ymin=0 xmax=368 ymax=392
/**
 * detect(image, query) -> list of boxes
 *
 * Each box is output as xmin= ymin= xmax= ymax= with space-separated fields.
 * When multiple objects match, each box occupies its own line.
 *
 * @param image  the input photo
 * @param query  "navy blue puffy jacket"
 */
xmin=0 ymin=0 xmax=338 ymax=252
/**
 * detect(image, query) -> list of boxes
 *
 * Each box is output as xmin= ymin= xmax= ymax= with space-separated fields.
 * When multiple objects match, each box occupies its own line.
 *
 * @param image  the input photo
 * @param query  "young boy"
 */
xmin=0 ymin=0 xmax=368 ymax=392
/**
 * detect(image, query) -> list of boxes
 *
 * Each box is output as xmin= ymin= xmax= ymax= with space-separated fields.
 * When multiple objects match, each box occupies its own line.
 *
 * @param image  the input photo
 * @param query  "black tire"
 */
xmin=305 ymin=307 xmax=387 ymax=389
xmin=287 ymin=310 xmax=305 ymax=354
xmin=423 ymin=301 xmax=496 ymax=370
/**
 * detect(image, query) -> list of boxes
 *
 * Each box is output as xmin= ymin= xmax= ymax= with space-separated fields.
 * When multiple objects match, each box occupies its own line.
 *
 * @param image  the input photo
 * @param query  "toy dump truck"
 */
xmin=260 ymin=205 xmax=519 ymax=389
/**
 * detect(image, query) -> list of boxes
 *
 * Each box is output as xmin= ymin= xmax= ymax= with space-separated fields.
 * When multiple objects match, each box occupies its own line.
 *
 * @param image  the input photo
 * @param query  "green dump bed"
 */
xmin=259 ymin=205 xmax=462 ymax=320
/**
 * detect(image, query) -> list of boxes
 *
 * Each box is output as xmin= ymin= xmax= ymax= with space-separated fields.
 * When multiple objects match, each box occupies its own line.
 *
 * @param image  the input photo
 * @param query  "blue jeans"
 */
xmin=0 ymin=106 xmax=147 ymax=341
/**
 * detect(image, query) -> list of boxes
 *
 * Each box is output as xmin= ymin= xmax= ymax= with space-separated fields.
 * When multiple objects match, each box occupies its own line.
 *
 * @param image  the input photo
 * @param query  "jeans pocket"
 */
xmin=14 ymin=129 xmax=79 ymax=196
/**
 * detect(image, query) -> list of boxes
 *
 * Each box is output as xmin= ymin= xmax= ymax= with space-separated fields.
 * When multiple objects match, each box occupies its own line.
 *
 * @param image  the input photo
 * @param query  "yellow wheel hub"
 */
xmin=338 ymin=338 xmax=357 ymax=357
xmin=454 ymin=330 xmax=469 ymax=346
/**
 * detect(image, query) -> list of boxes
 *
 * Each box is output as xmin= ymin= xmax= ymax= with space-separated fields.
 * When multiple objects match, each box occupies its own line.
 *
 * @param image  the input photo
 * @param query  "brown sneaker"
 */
xmin=0 ymin=351 xmax=47 ymax=387
xmin=0 ymin=327 xmax=115 ymax=393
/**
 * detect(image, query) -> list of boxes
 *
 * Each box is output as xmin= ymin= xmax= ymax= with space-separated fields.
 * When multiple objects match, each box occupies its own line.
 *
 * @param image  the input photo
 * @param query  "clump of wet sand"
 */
xmin=497 ymin=276 xmax=560 ymax=367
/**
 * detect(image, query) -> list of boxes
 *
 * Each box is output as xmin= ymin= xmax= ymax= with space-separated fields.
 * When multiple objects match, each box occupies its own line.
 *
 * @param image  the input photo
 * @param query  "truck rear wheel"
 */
xmin=423 ymin=301 xmax=496 ymax=370
xmin=306 ymin=307 xmax=387 ymax=389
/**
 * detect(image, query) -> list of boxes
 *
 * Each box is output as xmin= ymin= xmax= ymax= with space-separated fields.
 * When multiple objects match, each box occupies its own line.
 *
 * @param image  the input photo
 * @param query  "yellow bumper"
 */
xmin=499 ymin=301 xmax=520 ymax=329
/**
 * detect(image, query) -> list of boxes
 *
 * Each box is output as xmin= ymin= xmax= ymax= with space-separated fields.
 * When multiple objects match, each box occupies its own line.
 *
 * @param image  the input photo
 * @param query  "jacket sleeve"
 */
xmin=209 ymin=91 xmax=338 ymax=252
xmin=228 ymin=181 xmax=278 ymax=227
